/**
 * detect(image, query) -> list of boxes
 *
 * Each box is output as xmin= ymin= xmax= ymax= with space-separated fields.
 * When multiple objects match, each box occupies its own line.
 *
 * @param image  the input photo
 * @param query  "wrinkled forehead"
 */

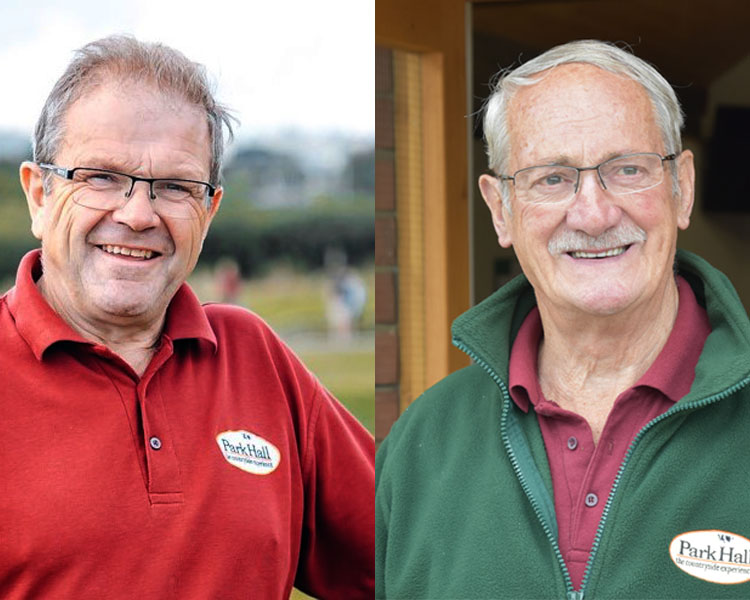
xmin=67 ymin=72 xmax=205 ymax=123
xmin=506 ymin=63 xmax=661 ymax=165
xmin=55 ymin=78 xmax=212 ymax=177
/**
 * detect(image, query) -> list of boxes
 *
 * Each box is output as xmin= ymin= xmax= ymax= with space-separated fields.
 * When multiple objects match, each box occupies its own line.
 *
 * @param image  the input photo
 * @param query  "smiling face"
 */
xmin=21 ymin=80 xmax=221 ymax=331
xmin=479 ymin=63 xmax=695 ymax=320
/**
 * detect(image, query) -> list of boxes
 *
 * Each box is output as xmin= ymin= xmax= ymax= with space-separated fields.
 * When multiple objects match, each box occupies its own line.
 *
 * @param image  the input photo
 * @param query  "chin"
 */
xmin=91 ymin=283 xmax=169 ymax=319
xmin=96 ymin=296 xmax=155 ymax=318
xmin=572 ymin=292 xmax=636 ymax=316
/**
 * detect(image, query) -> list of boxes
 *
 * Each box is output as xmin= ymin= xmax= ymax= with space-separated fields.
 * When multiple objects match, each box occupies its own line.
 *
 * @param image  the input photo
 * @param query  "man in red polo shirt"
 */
xmin=377 ymin=41 xmax=750 ymax=598
xmin=0 ymin=35 xmax=374 ymax=598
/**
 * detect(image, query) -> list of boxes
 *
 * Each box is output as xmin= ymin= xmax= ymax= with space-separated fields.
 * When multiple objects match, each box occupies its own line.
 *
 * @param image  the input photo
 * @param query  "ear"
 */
xmin=674 ymin=150 xmax=695 ymax=230
xmin=478 ymin=174 xmax=513 ymax=248
xmin=20 ymin=161 xmax=47 ymax=240
xmin=201 ymin=186 xmax=223 ymax=241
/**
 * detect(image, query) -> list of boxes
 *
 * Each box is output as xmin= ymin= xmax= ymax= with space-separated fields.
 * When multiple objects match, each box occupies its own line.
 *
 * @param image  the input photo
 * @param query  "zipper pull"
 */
xmin=567 ymin=592 xmax=584 ymax=600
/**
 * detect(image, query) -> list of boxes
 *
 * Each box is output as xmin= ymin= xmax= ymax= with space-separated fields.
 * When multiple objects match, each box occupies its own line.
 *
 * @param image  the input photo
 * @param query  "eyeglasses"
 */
xmin=38 ymin=164 xmax=217 ymax=219
xmin=498 ymin=152 xmax=677 ymax=204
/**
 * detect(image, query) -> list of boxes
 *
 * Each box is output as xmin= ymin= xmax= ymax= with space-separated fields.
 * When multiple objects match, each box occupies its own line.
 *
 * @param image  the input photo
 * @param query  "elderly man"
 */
xmin=0 ymin=36 xmax=374 ymax=598
xmin=376 ymin=40 xmax=750 ymax=599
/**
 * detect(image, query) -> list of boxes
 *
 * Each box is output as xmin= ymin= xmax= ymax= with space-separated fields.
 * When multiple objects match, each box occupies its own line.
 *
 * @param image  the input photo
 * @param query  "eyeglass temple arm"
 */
xmin=38 ymin=163 xmax=74 ymax=179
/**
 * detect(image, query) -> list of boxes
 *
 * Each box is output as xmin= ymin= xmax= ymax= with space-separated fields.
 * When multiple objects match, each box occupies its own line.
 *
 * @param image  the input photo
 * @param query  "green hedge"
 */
xmin=203 ymin=209 xmax=373 ymax=276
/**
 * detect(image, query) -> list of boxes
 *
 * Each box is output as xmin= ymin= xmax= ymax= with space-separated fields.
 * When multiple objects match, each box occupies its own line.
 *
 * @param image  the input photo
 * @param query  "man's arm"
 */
xmin=295 ymin=384 xmax=375 ymax=598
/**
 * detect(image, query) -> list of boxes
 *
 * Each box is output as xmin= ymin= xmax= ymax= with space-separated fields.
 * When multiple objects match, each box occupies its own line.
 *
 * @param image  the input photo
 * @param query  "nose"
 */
xmin=112 ymin=180 xmax=160 ymax=230
xmin=573 ymin=166 xmax=607 ymax=194
xmin=565 ymin=169 xmax=621 ymax=237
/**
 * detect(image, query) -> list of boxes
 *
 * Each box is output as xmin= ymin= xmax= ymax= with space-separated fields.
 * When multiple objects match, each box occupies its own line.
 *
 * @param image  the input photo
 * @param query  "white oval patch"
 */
xmin=669 ymin=529 xmax=750 ymax=584
xmin=216 ymin=430 xmax=281 ymax=475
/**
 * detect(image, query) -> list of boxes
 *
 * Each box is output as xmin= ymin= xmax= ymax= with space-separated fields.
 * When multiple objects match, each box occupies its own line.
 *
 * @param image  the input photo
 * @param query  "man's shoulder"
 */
xmin=381 ymin=364 xmax=500 ymax=452
xmin=199 ymin=302 xmax=292 ymax=356
xmin=201 ymin=301 xmax=269 ymax=330
xmin=201 ymin=301 xmax=284 ymax=340
xmin=416 ymin=363 xmax=498 ymax=409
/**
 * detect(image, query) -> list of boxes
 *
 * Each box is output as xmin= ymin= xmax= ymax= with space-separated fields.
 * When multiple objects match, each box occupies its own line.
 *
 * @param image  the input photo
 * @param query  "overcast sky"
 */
xmin=0 ymin=0 xmax=374 ymax=140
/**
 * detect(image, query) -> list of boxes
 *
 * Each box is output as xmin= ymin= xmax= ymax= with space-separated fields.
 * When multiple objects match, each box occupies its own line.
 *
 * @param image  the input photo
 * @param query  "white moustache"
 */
xmin=548 ymin=224 xmax=647 ymax=255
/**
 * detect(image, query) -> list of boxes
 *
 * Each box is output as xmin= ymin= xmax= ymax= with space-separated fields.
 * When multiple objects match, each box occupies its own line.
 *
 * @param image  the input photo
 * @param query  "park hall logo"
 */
xmin=216 ymin=430 xmax=281 ymax=475
xmin=669 ymin=530 xmax=750 ymax=585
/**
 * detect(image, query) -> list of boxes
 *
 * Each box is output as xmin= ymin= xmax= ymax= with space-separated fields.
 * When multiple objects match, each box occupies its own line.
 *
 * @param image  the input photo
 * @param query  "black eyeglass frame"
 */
xmin=37 ymin=163 xmax=217 ymax=200
xmin=497 ymin=152 xmax=678 ymax=194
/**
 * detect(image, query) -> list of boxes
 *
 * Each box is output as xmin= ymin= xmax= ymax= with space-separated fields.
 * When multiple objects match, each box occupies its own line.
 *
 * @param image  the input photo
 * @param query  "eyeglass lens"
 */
xmin=513 ymin=153 xmax=668 ymax=204
xmin=69 ymin=169 xmax=210 ymax=219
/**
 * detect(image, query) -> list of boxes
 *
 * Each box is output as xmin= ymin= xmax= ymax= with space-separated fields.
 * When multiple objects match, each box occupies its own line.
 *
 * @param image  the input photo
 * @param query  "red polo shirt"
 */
xmin=508 ymin=276 xmax=710 ymax=589
xmin=0 ymin=250 xmax=374 ymax=599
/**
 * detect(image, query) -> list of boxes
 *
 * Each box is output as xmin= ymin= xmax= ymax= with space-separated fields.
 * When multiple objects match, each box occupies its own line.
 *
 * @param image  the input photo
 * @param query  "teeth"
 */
xmin=101 ymin=245 xmax=154 ymax=259
xmin=570 ymin=246 xmax=627 ymax=259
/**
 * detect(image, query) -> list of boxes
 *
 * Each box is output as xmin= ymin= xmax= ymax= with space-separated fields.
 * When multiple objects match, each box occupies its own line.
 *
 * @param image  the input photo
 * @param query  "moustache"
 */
xmin=547 ymin=223 xmax=647 ymax=255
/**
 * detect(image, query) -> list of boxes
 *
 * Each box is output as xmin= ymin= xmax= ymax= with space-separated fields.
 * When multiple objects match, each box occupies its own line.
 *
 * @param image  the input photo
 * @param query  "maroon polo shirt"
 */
xmin=0 ymin=250 xmax=374 ymax=599
xmin=508 ymin=276 xmax=710 ymax=589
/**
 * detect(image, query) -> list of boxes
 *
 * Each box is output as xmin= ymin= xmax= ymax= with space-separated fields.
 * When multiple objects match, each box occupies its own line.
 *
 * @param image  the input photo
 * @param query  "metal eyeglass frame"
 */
xmin=497 ymin=152 xmax=678 ymax=196
xmin=37 ymin=163 xmax=217 ymax=200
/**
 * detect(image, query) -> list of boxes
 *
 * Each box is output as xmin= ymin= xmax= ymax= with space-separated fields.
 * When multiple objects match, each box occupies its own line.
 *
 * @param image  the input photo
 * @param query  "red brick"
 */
xmin=375 ymin=216 xmax=397 ymax=266
xmin=375 ymin=156 xmax=395 ymax=212
xmin=376 ymin=46 xmax=393 ymax=94
xmin=376 ymin=389 xmax=399 ymax=441
xmin=376 ymin=330 xmax=398 ymax=385
xmin=375 ymin=271 xmax=397 ymax=324
xmin=376 ymin=97 xmax=394 ymax=150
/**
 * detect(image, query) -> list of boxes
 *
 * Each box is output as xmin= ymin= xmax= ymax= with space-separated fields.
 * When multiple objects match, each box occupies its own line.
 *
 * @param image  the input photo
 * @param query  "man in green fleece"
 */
xmin=376 ymin=40 xmax=750 ymax=599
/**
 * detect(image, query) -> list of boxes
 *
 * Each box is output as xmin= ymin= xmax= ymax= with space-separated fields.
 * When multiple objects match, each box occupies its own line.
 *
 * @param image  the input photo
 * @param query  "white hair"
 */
xmin=483 ymin=40 xmax=684 ymax=205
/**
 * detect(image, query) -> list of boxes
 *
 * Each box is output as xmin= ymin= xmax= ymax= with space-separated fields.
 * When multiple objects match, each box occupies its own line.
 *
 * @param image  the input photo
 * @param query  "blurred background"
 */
xmin=0 ymin=2 xmax=373 ymax=596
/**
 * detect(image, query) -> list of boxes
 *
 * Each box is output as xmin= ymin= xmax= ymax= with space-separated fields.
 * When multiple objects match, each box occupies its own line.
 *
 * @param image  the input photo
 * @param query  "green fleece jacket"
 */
xmin=376 ymin=250 xmax=750 ymax=599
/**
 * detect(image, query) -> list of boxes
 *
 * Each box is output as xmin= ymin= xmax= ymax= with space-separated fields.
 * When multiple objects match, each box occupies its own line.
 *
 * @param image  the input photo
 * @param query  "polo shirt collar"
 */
xmin=162 ymin=283 xmax=218 ymax=349
xmin=509 ymin=275 xmax=711 ymax=412
xmin=7 ymin=249 xmax=217 ymax=360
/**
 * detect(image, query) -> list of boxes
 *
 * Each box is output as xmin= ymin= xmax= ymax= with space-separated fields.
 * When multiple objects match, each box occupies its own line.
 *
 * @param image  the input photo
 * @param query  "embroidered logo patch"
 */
xmin=670 ymin=530 xmax=750 ymax=584
xmin=216 ymin=430 xmax=281 ymax=475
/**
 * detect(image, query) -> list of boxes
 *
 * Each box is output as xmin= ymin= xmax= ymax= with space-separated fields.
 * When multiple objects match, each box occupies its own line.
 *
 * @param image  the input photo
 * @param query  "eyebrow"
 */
xmin=77 ymin=158 xmax=138 ymax=173
xmin=524 ymin=150 xmax=643 ymax=168
xmin=76 ymin=160 xmax=208 ymax=181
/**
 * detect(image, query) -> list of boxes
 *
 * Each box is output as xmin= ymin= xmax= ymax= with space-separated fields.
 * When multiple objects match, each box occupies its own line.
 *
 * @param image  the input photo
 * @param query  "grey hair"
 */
xmin=483 ymin=40 xmax=684 ymax=205
xmin=33 ymin=35 xmax=237 ymax=189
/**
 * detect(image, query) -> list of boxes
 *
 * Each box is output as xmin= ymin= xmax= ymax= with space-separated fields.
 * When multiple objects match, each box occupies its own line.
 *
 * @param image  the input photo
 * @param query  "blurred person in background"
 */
xmin=376 ymin=40 xmax=750 ymax=599
xmin=325 ymin=247 xmax=366 ymax=341
xmin=0 ymin=35 xmax=373 ymax=599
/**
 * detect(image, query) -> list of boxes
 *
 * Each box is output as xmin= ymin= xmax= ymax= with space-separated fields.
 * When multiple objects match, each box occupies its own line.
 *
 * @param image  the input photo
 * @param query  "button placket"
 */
xmin=584 ymin=492 xmax=599 ymax=507
xmin=137 ymin=352 xmax=184 ymax=505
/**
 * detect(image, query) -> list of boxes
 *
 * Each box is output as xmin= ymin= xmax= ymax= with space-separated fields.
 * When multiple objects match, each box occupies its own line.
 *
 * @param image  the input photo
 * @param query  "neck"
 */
xmin=536 ymin=277 xmax=680 ymax=443
xmin=37 ymin=275 xmax=164 ymax=376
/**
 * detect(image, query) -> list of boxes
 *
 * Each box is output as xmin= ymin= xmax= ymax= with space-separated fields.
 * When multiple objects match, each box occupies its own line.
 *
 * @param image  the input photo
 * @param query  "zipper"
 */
xmin=453 ymin=339 xmax=576 ymax=598
xmin=456 ymin=335 xmax=750 ymax=600
xmin=577 ymin=375 xmax=750 ymax=595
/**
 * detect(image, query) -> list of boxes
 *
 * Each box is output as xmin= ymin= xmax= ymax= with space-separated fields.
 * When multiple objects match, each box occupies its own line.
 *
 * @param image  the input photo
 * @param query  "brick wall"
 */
xmin=375 ymin=46 xmax=399 ymax=444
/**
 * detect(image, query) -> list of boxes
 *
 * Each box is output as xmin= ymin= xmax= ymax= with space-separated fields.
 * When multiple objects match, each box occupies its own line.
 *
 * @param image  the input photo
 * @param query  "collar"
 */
xmin=451 ymin=249 xmax=750 ymax=406
xmin=508 ymin=276 xmax=711 ymax=413
xmin=6 ymin=249 xmax=217 ymax=360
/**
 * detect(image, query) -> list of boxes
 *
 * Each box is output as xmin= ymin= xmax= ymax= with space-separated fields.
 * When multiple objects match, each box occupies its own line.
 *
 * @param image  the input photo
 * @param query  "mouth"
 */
xmin=97 ymin=244 xmax=161 ymax=260
xmin=568 ymin=245 xmax=630 ymax=260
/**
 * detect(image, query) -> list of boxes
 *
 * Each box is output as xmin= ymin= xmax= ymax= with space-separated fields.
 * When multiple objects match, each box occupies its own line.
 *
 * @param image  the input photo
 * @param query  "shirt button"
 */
xmin=585 ymin=493 xmax=599 ymax=507
xmin=149 ymin=436 xmax=163 ymax=451
xmin=567 ymin=436 xmax=578 ymax=451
